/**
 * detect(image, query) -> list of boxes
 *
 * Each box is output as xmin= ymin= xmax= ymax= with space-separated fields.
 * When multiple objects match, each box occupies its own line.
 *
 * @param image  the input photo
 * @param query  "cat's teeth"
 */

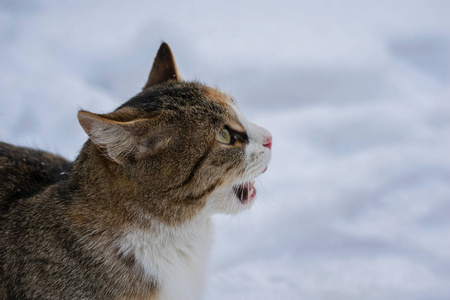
xmin=233 ymin=180 xmax=256 ymax=203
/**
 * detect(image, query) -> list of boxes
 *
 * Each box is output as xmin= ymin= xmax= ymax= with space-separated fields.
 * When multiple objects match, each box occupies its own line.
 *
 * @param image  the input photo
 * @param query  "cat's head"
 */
xmin=77 ymin=43 xmax=272 ymax=222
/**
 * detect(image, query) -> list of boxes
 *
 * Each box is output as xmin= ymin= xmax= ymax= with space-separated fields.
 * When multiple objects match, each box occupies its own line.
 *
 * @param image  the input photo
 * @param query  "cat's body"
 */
xmin=0 ymin=43 xmax=272 ymax=300
xmin=0 ymin=142 xmax=72 ymax=217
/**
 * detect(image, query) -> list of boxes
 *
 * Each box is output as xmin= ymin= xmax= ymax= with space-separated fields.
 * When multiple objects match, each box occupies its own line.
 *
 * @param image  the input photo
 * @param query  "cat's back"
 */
xmin=0 ymin=142 xmax=72 ymax=216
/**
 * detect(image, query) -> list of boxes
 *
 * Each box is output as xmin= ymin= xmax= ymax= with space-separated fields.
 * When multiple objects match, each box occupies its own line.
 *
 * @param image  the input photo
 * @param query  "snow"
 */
xmin=1 ymin=0 xmax=449 ymax=299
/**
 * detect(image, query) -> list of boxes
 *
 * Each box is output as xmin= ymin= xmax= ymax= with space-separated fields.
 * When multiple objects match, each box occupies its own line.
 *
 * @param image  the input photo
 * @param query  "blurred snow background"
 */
xmin=1 ymin=0 xmax=450 ymax=299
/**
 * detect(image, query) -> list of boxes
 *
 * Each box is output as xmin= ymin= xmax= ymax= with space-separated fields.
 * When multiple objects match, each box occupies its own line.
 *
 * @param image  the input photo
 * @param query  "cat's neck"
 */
xmin=65 ymin=141 xmax=213 ymax=299
xmin=72 ymin=141 xmax=134 ymax=197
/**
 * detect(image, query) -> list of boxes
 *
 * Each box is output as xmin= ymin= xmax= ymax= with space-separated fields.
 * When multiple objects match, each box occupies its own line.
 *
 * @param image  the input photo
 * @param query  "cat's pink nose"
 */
xmin=263 ymin=135 xmax=272 ymax=150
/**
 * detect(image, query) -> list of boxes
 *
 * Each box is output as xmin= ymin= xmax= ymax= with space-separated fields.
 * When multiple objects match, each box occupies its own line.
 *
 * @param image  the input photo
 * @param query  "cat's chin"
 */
xmin=233 ymin=180 xmax=257 ymax=204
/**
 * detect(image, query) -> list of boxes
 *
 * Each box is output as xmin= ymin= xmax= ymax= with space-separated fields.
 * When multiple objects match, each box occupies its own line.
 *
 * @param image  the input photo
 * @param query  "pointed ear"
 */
xmin=143 ymin=42 xmax=181 ymax=89
xmin=78 ymin=111 xmax=138 ymax=164
xmin=78 ymin=111 xmax=173 ymax=164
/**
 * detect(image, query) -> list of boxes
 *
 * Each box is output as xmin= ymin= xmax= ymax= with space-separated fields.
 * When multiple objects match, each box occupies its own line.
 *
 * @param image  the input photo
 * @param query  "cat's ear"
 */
xmin=143 ymin=42 xmax=181 ymax=89
xmin=78 ymin=111 xmax=137 ymax=164
xmin=78 ymin=111 xmax=172 ymax=164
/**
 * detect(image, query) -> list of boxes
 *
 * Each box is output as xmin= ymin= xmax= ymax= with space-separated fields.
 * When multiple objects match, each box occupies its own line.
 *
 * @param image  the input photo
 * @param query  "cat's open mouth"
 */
xmin=233 ymin=180 xmax=256 ymax=204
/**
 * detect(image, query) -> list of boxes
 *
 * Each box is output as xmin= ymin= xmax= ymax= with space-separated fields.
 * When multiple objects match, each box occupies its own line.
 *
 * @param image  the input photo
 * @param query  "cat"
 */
xmin=0 ymin=42 xmax=272 ymax=300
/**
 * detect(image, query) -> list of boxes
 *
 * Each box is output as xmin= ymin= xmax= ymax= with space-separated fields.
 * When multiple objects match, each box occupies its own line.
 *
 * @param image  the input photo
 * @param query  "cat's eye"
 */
xmin=216 ymin=128 xmax=232 ymax=145
xmin=216 ymin=126 xmax=249 ymax=146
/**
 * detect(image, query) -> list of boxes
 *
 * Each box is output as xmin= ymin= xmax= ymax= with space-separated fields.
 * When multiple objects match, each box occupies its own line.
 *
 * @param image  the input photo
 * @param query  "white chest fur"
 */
xmin=119 ymin=216 xmax=213 ymax=300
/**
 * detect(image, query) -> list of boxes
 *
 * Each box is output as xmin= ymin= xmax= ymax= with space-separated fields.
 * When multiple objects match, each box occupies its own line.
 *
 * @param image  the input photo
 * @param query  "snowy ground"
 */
xmin=1 ymin=0 xmax=450 ymax=299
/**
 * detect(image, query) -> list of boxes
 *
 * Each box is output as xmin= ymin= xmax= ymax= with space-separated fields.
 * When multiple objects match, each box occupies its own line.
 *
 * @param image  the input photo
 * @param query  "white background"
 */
xmin=1 ymin=0 xmax=449 ymax=299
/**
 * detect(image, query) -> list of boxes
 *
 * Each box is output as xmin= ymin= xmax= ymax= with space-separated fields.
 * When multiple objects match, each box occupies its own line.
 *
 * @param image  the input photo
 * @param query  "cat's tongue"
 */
xmin=234 ymin=181 xmax=256 ymax=204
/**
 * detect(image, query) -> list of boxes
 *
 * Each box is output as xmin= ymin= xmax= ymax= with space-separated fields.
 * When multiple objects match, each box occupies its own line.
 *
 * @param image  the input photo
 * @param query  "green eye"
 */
xmin=216 ymin=128 xmax=232 ymax=145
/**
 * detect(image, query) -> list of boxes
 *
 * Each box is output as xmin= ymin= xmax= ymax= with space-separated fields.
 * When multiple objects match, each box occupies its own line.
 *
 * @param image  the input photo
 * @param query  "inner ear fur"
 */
xmin=143 ymin=42 xmax=181 ymax=89
xmin=77 ymin=111 xmax=171 ymax=164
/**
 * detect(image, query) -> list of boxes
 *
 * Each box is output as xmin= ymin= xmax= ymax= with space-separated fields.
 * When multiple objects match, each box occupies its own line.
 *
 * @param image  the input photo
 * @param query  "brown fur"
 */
xmin=0 ymin=142 xmax=71 ymax=216
xmin=0 ymin=43 xmax=254 ymax=299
